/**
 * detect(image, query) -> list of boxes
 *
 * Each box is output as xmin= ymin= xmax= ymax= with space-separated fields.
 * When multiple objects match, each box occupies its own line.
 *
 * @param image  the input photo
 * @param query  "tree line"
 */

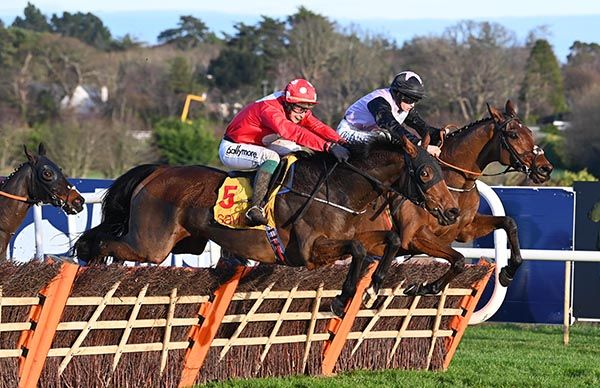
xmin=0 ymin=3 xmax=599 ymax=183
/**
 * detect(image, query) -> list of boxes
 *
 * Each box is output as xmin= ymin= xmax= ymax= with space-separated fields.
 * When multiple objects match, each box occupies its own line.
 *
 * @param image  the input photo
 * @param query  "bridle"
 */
xmin=0 ymin=160 xmax=76 ymax=207
xmin=366 ymin=151 xmax=445 ymax=221
xmin=400 ymin=152 xmax=443 ymax=209
xmin=497 ymin=117 xmax=545 ymax=176
xmin=436 ymin=116 xmax=544 ymax=181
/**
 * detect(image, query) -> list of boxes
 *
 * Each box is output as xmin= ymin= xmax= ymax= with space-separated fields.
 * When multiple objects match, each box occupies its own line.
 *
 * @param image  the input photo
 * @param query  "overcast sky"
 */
xmin=2 ymin=0 xmax=600 ymax=19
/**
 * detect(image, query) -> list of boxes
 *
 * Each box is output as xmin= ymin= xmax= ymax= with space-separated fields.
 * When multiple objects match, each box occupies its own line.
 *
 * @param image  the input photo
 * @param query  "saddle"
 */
xmin=213 ymin=155 xmax=297 ymax=230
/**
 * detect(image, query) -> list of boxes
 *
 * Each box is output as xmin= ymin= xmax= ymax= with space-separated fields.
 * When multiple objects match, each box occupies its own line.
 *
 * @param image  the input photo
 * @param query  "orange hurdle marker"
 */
xmin=179 ymin=265 xmax=251 ymax=387
xmin=443 ymin=260 xmax=494 ymax=370
xmin=322 ymin=261 xmax=378 ymax=376
xmin=17 ymin=261 xmax=79 ymax=388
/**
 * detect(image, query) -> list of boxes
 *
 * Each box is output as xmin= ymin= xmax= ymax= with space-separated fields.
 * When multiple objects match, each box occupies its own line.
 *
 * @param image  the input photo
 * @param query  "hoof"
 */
xmin=363 ymin=286 xmax=377 ymax=309
xmin=404 ymin=283 xmax=422 ymax=296
xmin=499 ymin=267 xmax=514 ymax=287
xmin=330 ymin=297 xmax=346 ymax=318
xmin=404 ymin=282 xmax=435 ymax=296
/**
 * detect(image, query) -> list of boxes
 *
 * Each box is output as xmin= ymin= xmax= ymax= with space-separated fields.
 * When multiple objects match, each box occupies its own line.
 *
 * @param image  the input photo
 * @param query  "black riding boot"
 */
xmin=245 ymin=169 xmax=273 ymax=226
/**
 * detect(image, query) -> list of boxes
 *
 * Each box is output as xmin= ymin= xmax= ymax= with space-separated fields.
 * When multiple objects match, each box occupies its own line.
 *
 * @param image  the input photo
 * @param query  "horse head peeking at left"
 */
xmin=0 ymin=143 xmax=85 ymax=260
xmin=76 ymin=133 xmax=459 ymax=316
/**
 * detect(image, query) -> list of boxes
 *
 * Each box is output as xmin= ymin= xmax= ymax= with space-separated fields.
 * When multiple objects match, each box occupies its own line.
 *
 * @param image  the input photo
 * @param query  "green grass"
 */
xmin=200 ymin=323 xmax=600 ymax=387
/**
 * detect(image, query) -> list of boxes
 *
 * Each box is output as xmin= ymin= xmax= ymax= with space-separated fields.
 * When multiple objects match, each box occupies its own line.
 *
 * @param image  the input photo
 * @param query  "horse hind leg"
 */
xmin=75 ymin=227 xmax=115 ymax=265
xmin=92 ymin=233 xmax=171 ymax=265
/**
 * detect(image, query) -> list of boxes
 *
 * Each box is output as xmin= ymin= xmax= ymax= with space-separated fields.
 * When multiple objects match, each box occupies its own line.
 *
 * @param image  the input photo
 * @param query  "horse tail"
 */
xmin=102 ymin=164 xmax=162 ymax=232
xmin=75 ymin=164 xmax=162 ymax=261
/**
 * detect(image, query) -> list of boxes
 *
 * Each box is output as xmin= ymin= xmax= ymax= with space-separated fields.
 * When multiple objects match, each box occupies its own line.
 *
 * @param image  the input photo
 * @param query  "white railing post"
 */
xmin=33 ymin=204 xmax=44 ymax=260
xmin=468 ymin=181 xmax=509 ymax=324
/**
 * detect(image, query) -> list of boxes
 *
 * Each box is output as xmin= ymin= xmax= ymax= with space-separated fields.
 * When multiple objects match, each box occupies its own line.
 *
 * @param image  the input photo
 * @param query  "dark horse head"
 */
xmin=19 ymin=143 xmax=85 ymax=214
xmin=349 ymin=133 xmax=459 ymax=226
xmin=487 ymin=100 xmax=553 ymax=183
xmin=0 ymin=143 xmax=84 ymax=259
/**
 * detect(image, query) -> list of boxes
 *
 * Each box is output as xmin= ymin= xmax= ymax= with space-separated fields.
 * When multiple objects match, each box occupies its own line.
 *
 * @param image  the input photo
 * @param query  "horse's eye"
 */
xmin=42 ymin=169 xmax=54 ymax=180
xmin=420 ymin=169 xmax=429 ymax=179
xmin=507 ymin=131 xmax=519 ymax=139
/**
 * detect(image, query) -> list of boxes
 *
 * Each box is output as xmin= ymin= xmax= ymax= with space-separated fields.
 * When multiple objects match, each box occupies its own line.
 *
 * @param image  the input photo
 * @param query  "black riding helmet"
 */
xmin=390 ymin=71 xmax=425 ymax=103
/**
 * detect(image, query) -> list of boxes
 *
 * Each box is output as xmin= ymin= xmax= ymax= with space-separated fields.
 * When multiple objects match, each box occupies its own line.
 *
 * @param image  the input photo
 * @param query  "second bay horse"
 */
xmin=358 ymin=100 xmax=553 ymax=297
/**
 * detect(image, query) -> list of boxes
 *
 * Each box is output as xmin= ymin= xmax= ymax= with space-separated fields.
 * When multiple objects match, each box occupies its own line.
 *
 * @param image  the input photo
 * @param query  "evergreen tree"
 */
xmin=153 ymin=118 xmax=220 ymax=165
xmin=208 ymin=17 xmax=286 ymax=93
xmin=50 ymin=11 xmax=112 ymax=50
xmin=519 ymin=39 xmax=567 ymax=121
xmin=12 ymin=2 xmax=51 ymax=32
xmin=157 ymin=15 xmax=218 ymax=49
xmin=567 ymin=41 xmax=600 ymax=65
xmin=110 ymin=34 xmax=143 ymax=51
xmin=168 ymin=56 xmax=195 ymax=94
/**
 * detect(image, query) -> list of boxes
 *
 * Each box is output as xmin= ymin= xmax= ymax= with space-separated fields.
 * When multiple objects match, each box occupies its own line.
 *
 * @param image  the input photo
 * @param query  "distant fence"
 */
xmin=0 ymin=259 xmax=492 ymax=387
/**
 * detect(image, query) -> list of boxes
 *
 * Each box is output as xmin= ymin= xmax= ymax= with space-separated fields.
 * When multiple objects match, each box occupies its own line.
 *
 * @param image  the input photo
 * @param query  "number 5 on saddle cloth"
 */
xmin=213 ymin=155 xmax=298 ymax=264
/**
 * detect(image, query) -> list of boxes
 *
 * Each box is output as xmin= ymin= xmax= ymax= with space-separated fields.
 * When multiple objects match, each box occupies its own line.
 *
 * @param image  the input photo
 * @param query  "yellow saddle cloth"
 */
xmin=213 ymin=156 xmax=297 ymax=230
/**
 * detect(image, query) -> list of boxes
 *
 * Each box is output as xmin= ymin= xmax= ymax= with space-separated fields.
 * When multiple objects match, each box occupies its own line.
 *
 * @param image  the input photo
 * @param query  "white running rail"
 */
xmin=31 ymin=182 xmax=600 ymax=323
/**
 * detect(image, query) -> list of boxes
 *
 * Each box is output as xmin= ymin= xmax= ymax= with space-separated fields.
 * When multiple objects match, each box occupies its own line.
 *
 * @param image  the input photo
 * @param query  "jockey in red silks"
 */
xmin=219 ymin=78 xmax=350 ymax=226
xmin=337 ymin=71 xmax=447 ymax=157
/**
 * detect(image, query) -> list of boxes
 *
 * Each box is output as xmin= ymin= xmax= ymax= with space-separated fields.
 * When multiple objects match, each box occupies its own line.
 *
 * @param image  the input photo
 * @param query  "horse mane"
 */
xmin=0 ymin=162 xmax=29 ymax=189
xmin=445 ymin=117 xmax=493 ymax=140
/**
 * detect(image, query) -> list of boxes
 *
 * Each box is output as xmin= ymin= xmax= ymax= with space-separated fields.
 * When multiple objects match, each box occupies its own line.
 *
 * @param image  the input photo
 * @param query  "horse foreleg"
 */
xmin=312 ymin=237 xmax=367 ymax=317
xmin=404 ymin=227 xmax=465 ymax=296
xmin=354 ymin=230 xmax=402 ymax=307
xmin=457 ymin=214 xmax=521 ymax=286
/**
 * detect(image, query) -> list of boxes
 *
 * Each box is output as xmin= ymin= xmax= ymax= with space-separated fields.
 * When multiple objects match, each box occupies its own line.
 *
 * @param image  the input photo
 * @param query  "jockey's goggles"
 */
xmin=289 ymin=103 xmax=314 ymax=114
xmin=400 ymin=95 xmax=419 ymax=105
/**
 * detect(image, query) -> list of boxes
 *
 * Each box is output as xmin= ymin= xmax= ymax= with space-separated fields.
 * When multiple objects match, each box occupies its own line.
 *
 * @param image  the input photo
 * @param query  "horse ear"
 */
xmin=505 ymin=100 xmax=517 ymax=117
xmin=38 ymin=142 xmax=46 ymax=156
xmin=401 ymin=135 xmax=418 ymax=158
xmin=487 ymin=102 xmax=503 ymax=123
xmin=24 ymin=145 xmax=35 ymax=162
xmin=421 ymin=132 xmax=431 ymax=148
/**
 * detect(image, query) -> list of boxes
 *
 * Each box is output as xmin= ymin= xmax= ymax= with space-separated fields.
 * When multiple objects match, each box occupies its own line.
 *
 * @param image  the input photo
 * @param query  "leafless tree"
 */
xmin=400 ymin=21 xmax=527 ymax=123
xmin=318 ymin=28 xmax=394 ymax=124
xmin=565 ymin=85 xmax=600 ymax=177
xmin=286 ymin=11 xmax=338 ymax=84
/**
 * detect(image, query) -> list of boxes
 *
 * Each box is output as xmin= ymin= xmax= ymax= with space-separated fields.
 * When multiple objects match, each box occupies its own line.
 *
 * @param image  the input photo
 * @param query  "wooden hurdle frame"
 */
xmin=0 ymin=260 xmax=493 ymax=387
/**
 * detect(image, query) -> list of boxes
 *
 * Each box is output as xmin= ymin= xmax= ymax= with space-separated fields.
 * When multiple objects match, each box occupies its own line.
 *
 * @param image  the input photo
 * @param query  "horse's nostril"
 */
xmin=541 ymin=165 xmax=553 ymax=174
xmin=445 ymin=207 xmax=460 ymax=221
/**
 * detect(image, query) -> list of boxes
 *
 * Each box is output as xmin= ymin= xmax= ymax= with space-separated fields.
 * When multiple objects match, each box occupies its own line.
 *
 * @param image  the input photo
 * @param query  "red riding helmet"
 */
xmin=284 ymin=79 xmax=318 ymax=104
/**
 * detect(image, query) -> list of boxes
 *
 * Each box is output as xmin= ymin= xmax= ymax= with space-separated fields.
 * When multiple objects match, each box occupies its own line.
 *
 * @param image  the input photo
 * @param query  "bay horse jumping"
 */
xmin=0 ymin=144 xmax=85 ymax=260
xmin=358 ymin=100 xmax=553 ymax=298
xmin=75 ymin=134 xmax=459 ymax=315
